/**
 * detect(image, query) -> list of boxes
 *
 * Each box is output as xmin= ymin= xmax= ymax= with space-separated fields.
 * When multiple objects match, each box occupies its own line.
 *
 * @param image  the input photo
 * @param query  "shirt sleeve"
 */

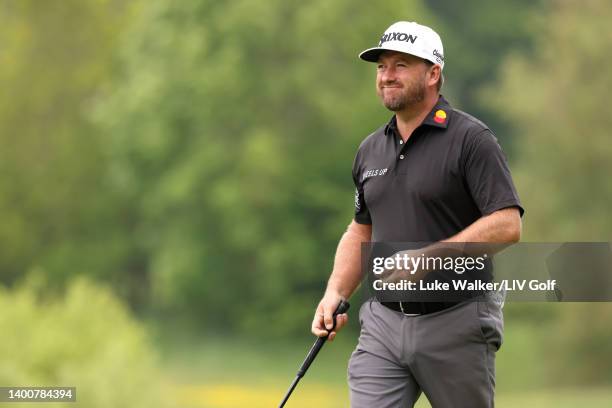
xmin=352 ymin=149 xmax=372 ymax=224
xmin=463 ymin=130 xmax=525 ymax=217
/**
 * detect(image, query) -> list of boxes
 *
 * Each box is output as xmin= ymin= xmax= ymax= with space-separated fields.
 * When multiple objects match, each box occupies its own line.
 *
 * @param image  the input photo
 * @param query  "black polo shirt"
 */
xmin=353 ymin=95 xmax=524 ymax=242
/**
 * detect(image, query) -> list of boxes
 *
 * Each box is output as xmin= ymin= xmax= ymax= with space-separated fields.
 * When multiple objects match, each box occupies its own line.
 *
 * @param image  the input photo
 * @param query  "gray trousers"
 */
xmin=348 ymin=295 xmax=503 ymax=408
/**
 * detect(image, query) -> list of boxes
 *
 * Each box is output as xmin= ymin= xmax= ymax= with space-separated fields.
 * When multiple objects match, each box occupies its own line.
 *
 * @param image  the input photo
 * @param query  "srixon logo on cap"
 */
xmin=378 ymin=32 xmax=418 ymax=46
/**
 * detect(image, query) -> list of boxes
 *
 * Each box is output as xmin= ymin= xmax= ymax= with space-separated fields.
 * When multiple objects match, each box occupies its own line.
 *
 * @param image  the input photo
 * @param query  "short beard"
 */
xmin=379 ymin=79 xmax=426 ymax=111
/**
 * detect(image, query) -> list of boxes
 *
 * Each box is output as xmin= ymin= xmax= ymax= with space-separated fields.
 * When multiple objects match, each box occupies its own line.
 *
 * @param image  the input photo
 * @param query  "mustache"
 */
xmin=380 ymin=81 xmax=402 ymax=87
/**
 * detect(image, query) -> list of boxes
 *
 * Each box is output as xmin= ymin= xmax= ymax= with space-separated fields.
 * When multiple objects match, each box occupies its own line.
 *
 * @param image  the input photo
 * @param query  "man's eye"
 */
xmin=377 ymin=65 xmax=385 ymax=70
xmin=396 ymin=63 xmax=407 ymax=68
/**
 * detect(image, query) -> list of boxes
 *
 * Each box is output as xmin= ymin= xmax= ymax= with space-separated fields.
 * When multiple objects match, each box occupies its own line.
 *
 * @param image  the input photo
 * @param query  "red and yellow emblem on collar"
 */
xmin=433 ymin=109 xmax=447 ymax=124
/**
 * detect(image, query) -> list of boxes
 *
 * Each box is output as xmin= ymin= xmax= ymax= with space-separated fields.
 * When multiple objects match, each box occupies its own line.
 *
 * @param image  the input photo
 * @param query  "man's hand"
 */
xmin=311 ymin=291 xmax=348 ymax=341
xmin=380 ymin=249 xmax=429 ymax=283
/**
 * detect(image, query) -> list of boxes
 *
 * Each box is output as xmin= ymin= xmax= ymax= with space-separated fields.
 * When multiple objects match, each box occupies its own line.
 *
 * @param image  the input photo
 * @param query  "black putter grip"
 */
xmin=296 ymin=300 xmax=350 ymax=377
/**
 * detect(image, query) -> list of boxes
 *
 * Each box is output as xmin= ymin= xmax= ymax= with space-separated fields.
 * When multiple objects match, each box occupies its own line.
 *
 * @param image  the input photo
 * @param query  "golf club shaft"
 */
xmin=278 ymin=376 xmax=300 ymax=408
xmin=278 ymin=300 xmax=350 ymax=408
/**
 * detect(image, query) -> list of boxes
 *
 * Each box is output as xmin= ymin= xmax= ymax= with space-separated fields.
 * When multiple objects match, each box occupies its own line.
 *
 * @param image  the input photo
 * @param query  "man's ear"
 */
xmin=429 ymin=65 xmax=441 ymax=87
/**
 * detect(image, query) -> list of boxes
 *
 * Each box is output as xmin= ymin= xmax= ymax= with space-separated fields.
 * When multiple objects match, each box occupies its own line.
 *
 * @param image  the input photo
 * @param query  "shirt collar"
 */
xmin=384 ymin=95 xmax=452 ymax=136
xmin=422 ymin=95 xmax=451 ymax=129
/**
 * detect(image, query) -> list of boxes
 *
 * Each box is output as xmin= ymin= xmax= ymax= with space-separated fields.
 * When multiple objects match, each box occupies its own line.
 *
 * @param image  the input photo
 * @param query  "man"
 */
xmin=311 ymin=21 xmax=524 ymax=407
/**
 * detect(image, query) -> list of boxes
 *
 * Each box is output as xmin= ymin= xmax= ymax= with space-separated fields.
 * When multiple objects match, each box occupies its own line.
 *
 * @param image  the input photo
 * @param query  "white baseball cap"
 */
xmin=359 ymin=21 xmax=445 ymax=69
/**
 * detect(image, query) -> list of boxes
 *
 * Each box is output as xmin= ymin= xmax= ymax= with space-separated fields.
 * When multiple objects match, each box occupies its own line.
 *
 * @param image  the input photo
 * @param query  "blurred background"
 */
xmin=1 ymin=0 xmax=611 ymax=406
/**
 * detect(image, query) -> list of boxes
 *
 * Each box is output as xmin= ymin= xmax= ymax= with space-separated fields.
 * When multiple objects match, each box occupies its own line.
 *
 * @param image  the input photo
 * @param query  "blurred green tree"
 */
xmin=425 ymin=0 xmax=543 ymax=146
xmin=4 ymin=0 xmax=602 ymax=346
xmin=487 ymin=0 xmax=612 ymax=384
xmin=0 ymin=1 xmax=146 ymax=302
xmin=94 ymin=0 xmax=444 ymax=335
xmin=488 ymin=0 xmax=612 ymax=240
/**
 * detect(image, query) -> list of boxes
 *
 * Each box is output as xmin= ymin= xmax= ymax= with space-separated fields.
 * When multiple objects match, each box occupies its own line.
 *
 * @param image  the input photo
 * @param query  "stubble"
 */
xmin=378 ymin=74 xmax=426 ymax=111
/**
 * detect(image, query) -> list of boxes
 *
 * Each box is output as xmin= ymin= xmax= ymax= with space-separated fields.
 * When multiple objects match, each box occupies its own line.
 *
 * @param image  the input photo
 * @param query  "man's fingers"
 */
xmin=311 ymin=311 xmax=328 ymax=337
xmin=335 ymin=313 xmax=348 ymax=331
xmin=312 ymin=295 xmax=347 ymax=337
xmin=327 ymin=314 xmax=349 ymax=342
xmin=312 ymin=327 xmax=328 ymax=337
xmin=323 ymin=303 xmax=335 ymax=330
xmin=312 ymin=313 xmax=349 ymax=338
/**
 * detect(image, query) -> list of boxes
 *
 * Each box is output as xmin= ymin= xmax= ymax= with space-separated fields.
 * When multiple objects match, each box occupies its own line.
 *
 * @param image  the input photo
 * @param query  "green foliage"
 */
xmin=549 ymin=303 xmax=612 ymax=385
xmin=0 ymin=0 xmax=548 ymax=338
xmin=0 ymin=277 xmax=170 ymax=407
xmin=426 ymin=0 xmax=543 ymax=142
xmin=93 ymin=0 xmax=440 ymax=335
xmin=0 ymin=4 xmax=609 ymax=383
xmin=0 ymin=0 xmax=144 ymax=301
xmin=487 ymin=0 xmax=612 ymax=240
xmin=484 ymin=0 xmax=612 ymax=384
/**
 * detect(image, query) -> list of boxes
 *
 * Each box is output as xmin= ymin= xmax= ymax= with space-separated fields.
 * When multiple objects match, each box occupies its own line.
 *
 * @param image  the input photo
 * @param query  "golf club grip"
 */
xmin=297 ymin=300 xmax=350 ymax=377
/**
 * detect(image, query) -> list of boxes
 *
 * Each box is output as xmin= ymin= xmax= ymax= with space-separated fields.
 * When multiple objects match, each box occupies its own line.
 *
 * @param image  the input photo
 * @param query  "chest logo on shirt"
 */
xmin=362 ymin=168 xmax=388 ymax=181
xmin=434 ymin=109 xmax=447 ymax=124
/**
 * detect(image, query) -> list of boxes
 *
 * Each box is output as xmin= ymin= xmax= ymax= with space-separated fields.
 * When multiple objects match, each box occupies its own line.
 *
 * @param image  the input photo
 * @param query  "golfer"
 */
xmin=311 ymin=21 xmax=524 ymax=407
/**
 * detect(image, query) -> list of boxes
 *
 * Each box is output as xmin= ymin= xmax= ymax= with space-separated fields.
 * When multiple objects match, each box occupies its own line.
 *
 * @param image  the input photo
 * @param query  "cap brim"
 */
xmin=358 ymin=45 xmax=440 ymax=67
xmin=358 ymin=47 xmax=387 ymax=62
